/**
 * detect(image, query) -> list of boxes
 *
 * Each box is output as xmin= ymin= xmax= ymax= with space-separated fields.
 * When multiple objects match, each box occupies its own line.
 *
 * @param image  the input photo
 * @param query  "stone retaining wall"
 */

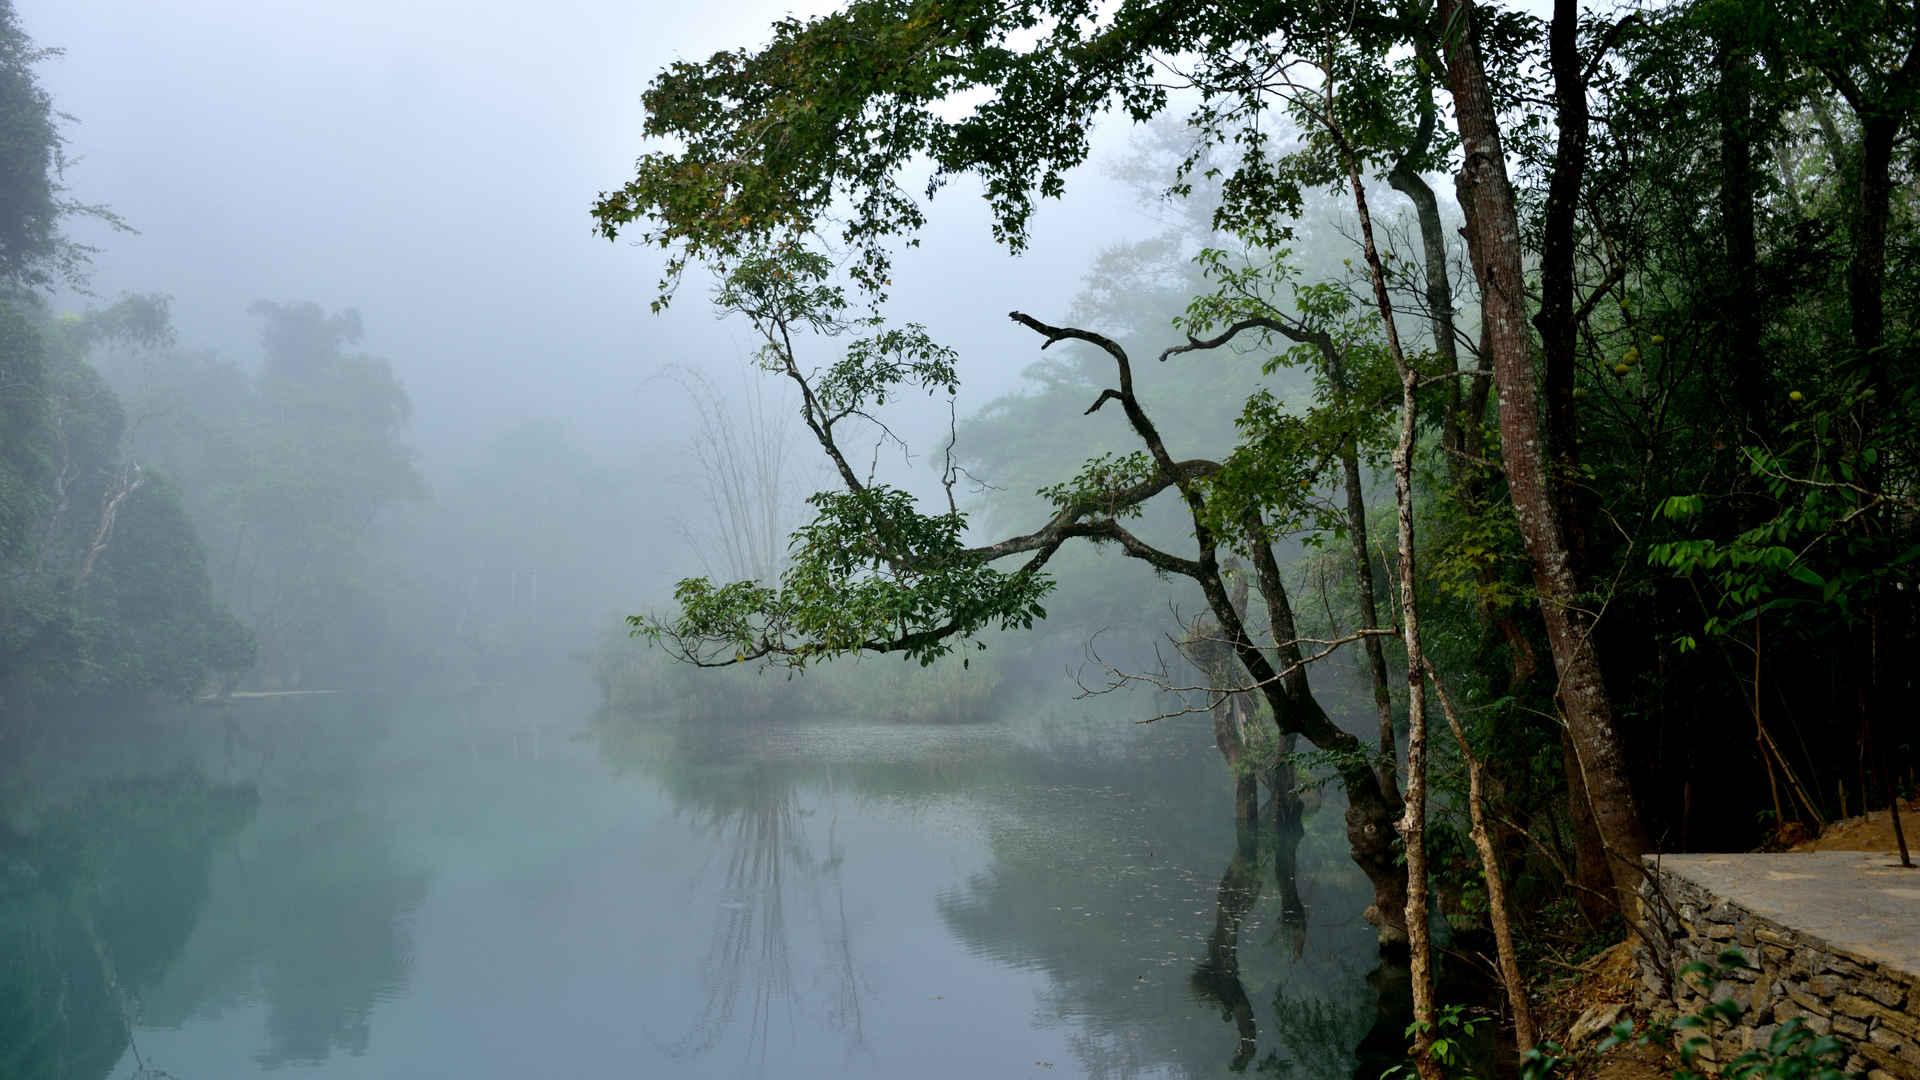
xmin=1637 ymin=856 xmax=1920 ymax=1080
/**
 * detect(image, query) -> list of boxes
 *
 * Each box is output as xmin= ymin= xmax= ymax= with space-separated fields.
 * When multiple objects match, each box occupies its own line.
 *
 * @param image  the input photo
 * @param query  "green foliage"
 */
xmin=0 ymin=294 xmax=251 ymax=707
xmin=602 ymin=0 xmax=1920 ymax=880
xmin=1654 ymin=952 xmax=1855 ymax=1080
xmin=635 ymin=482 xmax=1052 ymax=667
xmin=593 ymin=0 xmax=1177 ymax=301
xmin=1384 ymin=1005 xmax=1491 ymax=1080
xmin=1200 ymin=388 xmax=1341 ymax=545
xmin=1649 ymin=384 xmax=1920 ymax=638
xmin=98 ymin=299 xmax=425 ymax=688
xmin=1037 ymin=452 xmax=1156 ymax=519
xmin=84 ymin=476 xmax=256 ymax=699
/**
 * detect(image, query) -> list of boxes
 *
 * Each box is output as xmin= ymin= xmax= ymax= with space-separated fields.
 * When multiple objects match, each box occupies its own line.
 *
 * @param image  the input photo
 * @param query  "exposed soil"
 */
xmin=1788 ymin=804 xmax=1918 ymax=856
xmin=1536 ymin=940 xmax=1675 ymax=1080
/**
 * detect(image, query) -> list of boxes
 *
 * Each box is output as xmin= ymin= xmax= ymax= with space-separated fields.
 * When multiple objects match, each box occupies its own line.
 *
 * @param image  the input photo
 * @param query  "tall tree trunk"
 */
xmin=1717 ymin=33 xmax=1770 ymax=441
xmin=1817 ymin=32 xmax=1920 ymax=410
xmin=1437 ymin=0 xmax=1651 ymax=919
xmin=1341 ymin=450 xmax=1401 ymax=807
xmin=1561 ymin=728 xmax=1616 ymax=923
xmin=1851 ymin=113 xmax=1899 ymax=401
xmin=1534 ymin=0 xmax=1591 ymax=572
xmin=1395 ymin=79 xmax=1536 ymax=692
xmin=1532 ymin=0 xmax=1629 ymax=922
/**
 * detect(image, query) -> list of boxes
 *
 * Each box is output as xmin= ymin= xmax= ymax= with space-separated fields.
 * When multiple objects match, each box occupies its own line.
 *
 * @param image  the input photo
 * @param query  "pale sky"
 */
xmin=28 ymin=0 xmax=1152 ymax=467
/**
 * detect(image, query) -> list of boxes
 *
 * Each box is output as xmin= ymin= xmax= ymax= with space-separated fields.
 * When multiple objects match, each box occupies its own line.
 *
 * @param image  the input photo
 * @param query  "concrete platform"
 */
xmin=1638 ymin=851 xmax=1920 ymax=1079
xmin=1651 ymin=851 xmax=1920 ymax=972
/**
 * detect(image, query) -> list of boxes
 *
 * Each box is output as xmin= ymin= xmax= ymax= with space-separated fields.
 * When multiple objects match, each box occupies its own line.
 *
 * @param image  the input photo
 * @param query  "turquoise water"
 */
xmin=3 ymin=676 xmax=1397 ymax=1079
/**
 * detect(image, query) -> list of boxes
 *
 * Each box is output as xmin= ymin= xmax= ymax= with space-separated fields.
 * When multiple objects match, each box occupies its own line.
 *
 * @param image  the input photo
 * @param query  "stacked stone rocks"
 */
xmin=1637 ymin=864 xmax=1920 ymax=1080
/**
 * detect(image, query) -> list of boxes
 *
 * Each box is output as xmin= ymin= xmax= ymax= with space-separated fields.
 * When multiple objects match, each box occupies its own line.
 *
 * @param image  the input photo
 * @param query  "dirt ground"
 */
xmin=1788 ymin=804 xmax=1918 ymax=855
xmin=1540 ymin=940 xmax=1668 ymax=1080
xmin=1548 ymin=803 xmax=1917 ymax=1080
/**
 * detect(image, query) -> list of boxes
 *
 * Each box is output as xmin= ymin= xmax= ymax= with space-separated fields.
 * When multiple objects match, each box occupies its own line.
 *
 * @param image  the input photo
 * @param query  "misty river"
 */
xmin=6 ymin=675 xmax=1409 ymax=1080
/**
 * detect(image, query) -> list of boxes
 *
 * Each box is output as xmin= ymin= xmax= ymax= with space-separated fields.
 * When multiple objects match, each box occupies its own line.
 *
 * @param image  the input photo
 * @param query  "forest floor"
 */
xmin=1538 ymin=799 xmax=1919 ymax=1080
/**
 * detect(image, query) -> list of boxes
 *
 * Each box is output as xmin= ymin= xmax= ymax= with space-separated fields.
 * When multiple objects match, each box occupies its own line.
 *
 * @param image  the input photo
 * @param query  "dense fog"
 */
xmin=8 ymin=1 xmax=1917 ymax=1078
xmin=16 ymin=0 xmax=1212 ymax=696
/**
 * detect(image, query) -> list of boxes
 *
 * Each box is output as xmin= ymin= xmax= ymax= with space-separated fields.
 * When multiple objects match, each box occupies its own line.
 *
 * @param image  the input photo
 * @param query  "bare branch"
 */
xmin=75 ymin=463 xmax=145 ymax=587
xmin=1157 ymin=314 xmax=1331 ymax=364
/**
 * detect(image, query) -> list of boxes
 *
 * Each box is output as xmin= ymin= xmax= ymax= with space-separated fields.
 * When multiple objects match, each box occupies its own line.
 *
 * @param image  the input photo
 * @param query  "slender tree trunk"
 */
xmin=1324 ymin=344 xmax=1403 ymax=812
xmin=1438 ymin=0 xmax=1651 ymax=919
xmin=1810 ymin=95 xmax=1849 ymax=173
xmin=1330 ymin=85 xmax=1438 ymax=1078
xmin=1390 ymin=351 xmax=1440 ymax=1080
xmin=1534 ymin=0 xmax=1588 ymax=567
xmin=75 ymin=465 xmax=145 ymax=588
xmin=1183 ymin=567 xmax=1264 ymax=833
xmin=1342 ymin=451 xmax=1401 ymax=807
xmin=1428 ymin=670 xmax=1537 ymax=1051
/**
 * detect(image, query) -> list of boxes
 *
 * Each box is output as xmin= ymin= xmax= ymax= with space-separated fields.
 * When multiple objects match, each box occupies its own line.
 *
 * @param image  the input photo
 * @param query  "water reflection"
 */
xmin=226 ymin=813 xmax=426 ymax=1067
xmin=0 ymin=772 xmax=256 ymax=1080
xmin=600 ymin=721 xmax=870 ymax=1070
xmin=5 ymin=684 xmax=1409 ymax=1080
xmin=1168 ymin=803 xmax=1413 ymax=1080
xmin=1189 ymin=830 xmax=1264 ymax=1070
xmin=1188 ymin=809 xmax=1320 ymax=1074
xmin=140 ymin=699 xmax=430 ymax=1069
xmin=1 ymin=697 xmax=436 ymax=1079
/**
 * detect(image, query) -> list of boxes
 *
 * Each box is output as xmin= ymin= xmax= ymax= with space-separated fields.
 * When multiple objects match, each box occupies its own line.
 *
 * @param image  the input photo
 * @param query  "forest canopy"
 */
xmin=600 ymin=0 xmax=1920 ymax=1069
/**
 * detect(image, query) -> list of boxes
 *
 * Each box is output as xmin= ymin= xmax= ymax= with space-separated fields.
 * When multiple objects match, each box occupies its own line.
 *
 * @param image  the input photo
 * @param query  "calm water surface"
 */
xmin=5 ymin=677 xmax=1403 ymax=1079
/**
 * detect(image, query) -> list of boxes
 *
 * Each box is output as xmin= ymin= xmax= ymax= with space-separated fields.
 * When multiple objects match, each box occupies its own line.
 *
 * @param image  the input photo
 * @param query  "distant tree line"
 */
xmin=0 ymin=0 xmax=425 ymax=714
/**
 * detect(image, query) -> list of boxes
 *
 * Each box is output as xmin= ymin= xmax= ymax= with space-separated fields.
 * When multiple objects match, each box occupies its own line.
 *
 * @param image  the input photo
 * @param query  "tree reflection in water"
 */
xmin=598 ymin=704 xmax=1399 ymax=1080
xmin=1189 ymin=802 xmax=1314 ymax=1073
xmin=651 ymin=748 xmax=866 ymax=1071
xmin=1189 ymin=826 xmax=1265 ymax=1070
xmin=1188 ymin=793 xmax=1412 ymax=1080
xmin=0 ymin=773 xmax=257 ymax=1080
